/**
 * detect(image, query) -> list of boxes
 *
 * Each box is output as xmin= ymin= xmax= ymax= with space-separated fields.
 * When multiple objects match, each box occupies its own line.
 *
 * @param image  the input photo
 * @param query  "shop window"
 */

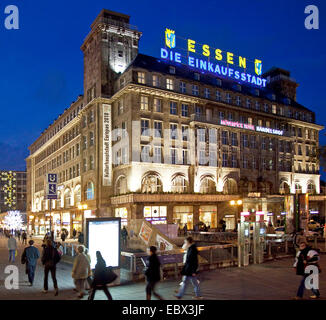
xmin=199 ymin=206 xmax=217 ymax=228
xmin=144 ymin=206 xmax=167 ymax=224
xmin=115 ymin=208 xmax=128 ymax=226
xmin=173 ymin=206 xmax=193 ymax=230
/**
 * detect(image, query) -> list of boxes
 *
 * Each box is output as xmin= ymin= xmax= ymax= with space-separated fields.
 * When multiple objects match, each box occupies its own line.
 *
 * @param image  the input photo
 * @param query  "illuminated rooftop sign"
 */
xmin=161 ymin=28 xmax=267 ymax=88
xmin=220 ymin=120 xmax=284 ymax=136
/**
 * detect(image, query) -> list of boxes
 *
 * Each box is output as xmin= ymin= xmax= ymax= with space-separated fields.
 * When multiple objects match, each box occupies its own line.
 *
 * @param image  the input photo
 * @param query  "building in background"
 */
xmin=26 ymin=10 xmax=324 ymax=236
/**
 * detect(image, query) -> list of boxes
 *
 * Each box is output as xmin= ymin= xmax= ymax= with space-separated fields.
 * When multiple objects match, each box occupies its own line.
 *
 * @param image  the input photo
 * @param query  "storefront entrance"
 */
xmin=173 ymin=206 xmax=193 ymax=230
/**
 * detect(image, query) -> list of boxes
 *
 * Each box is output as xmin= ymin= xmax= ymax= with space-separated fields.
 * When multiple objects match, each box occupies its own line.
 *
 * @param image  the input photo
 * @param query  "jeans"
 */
xmin=297 ymin=275 xmax=320 ymax=298
xmin=176 ymin=275 xmax=201 ymax=298
xmin=88 ymin=285 xmax=112 ymax=300
xmin=44 ymin=265 xmax=58 ymax=290
xmin=27 ymin=264 xmax=36 ymax=284
xmin=9 ymin=250 xmax=15 ymax=262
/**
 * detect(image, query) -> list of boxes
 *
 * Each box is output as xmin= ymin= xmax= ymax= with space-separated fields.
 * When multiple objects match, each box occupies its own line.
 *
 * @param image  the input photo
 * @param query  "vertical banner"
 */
xmin=102 ymin=104 xmax=112 ymax=186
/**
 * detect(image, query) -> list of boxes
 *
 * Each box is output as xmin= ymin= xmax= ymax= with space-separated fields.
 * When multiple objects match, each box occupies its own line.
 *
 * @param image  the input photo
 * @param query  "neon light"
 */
xmin=256 ymin=211 xmax=265 ymax=215
xmin=240 ymin=212 xmax=250 ymax=216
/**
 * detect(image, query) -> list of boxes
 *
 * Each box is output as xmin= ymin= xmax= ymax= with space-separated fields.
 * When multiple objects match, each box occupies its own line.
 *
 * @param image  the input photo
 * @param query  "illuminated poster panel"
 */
xmin=86 ymin=218 xmax=121 ymax=269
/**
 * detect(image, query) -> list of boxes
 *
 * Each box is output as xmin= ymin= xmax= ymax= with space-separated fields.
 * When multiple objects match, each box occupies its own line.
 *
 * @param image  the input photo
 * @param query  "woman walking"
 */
xmin=145 ymin=246 xmax=163 ymax=300
xmin=88 ymin=251 xmax=113 ymax=300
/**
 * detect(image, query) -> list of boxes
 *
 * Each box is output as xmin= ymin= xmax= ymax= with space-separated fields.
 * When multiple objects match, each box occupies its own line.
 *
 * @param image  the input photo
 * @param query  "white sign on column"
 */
xmin=103 ymin=104 xmax=112 ymax=186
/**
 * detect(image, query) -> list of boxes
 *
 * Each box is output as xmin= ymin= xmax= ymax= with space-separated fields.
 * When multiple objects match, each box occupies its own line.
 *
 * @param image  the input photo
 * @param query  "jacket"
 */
xmin=72 ymin=252 xmax=91 ymax=280
xmin=92 ymin=258 xmax=107 ymax=286
xmin=293 ymin=246 xmax=320 ymax=276
xmin=21 ymin=246 xmax=40 ymax=266
xmin=41 ymin=246 xmax=61 ymax=266
xmin=8 ymin=237 xmax=17 ymax=250
xmin=181 ymin=244 xmax=199 ymax=276
xmin=145 ymin=253 xmax=161 ymax=282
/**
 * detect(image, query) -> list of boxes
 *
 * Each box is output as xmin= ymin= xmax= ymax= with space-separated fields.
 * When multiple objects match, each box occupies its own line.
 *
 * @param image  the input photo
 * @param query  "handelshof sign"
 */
xmin=220 ymin=119 xmax=284 ymax=136
xmin=46 ymin=173 xmax=57 ymax=200
xmin=161 ymin=28 xmax=266 ymax=88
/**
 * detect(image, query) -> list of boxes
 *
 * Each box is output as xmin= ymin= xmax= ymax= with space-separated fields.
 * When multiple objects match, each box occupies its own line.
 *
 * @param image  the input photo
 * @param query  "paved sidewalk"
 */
xmin=0 ymin=235 xmax=324 ymax=300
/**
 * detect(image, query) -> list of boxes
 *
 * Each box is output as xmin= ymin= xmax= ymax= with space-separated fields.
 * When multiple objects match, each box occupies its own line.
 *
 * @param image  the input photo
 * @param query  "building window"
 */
xmin=170 ymin=124 xmax=178 ymax=140
xmin=222 ymin=153 xmax=228 ymax=167
xmin=192 ymin=85 xmax=199 ymax=96
xmin=225 ymin=93 xmax=231 ymax=104
xmin=219 ymin=111 xmax=225 ymax=120
xmin=170 ymin=101 xmax=177 ymax=115
xmin=141 ymin=119 xmax=150 ymax=136
xmin=222 ymin=131 xmax=228 ymax=145
xmin=142 ymin=173 xmax=162 ymax=193
xmin=204 ymin=88 xmax=210 ymax=99
xmin=242 ymin=156 xmax=248 ymax=169
xmin=154 ymin=147 xmax=162 ymax=163
xmin=232 ymin=155 xmax=237 ymax=168
xmin=89 ymin=155 xmax=94 ymax=170
xmin=166 ymin=78 xmax=174 ymax=90
xmin=152 ymin=75 xmax=159 ymax=87
xmin=216 ymin=90 xmax=221 ymax=101
xmin=141 ymin=145 xmax=151 ymax=162
xmin=118 ymin=100 xmax=124 ymax=115
xmin=153 ymin=98 xmax=162 ymax=112
xmin=179 ymin=81 xmax=186 ymax=93
xmin=228 ymin=112 xmax=234 ymax=121
xmin=246 ymin=99 xmax=251 ymax=108
xmin=171 ymin=175 xmax=188 ymax=193
xmin=264 ymin=103 xmax=269 ymax=113
xmin=182 ymin=125 xmax=189 ymax=141
xmin=236 ymin=96 xmax=241 ymax=106
xmin=154 ymin=121 xmax=162 ymax=138
xmin=231 ymin=132 xmax=237 ymax=146
xmin=242 ymin=134 xmax=248 ymax=147
xmin=272 ymin=105 xmax=277 ymax=114
xmin=262 ymin=137 xmax=266 ymax=150
xmin=169 ymin=66 xmax=176 ymax=74
xmin=86 ymin=182 xmax=95 ymax=200
xmin=195 ymin=105 xmax=202 ymax=116
xmin=170 ymin=149 xmax=177 ymax=164
xmin=181 ymin=104 xmax=189 ymax=117
xmin=89 ymin=131 xmax=94 ymax=146
xmin=182 ymin=149 xmax=188 ymax=165
xmin=298 ymin=145 xmax=302 ymax=155
xmin=83 ymin=158 xmax=87 ymax=172
xmin=255 ymin=101 xmax=260 ymax=111
xmin=83 ymin=136 xmax=87 ymax=150
xmin=194 ymin=73 xmax=200 ymax=81
xmin=137 ymin=72 xmax=145 ymax=84
xmin=140 ymin=95 xmax=149 ymax=111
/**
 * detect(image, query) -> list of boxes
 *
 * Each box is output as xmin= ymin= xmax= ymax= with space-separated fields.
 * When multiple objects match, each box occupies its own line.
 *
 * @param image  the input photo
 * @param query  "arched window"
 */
xmin=85 ymin=182 xmax=95 ymax=200
xmin=171 ymin=175 xmax=188 ymax=193
xmin=279 ymin=181 xmax=290 ymax=195
xmin=142 ymin=173 xmax=162 ymax=193
xmin=116 ymin=176 xmax=127 ymax=195
xmin=307 ymin=182 xmax=316 ymax=194
xmin=75 ymin=186 xmax=81 ymax=204
xmin=64 ymin=189 xmax=72 ymax=207
xmin=223 ymin=179 xmax=237 ymax=195
xmin=200 ymin=177 xmax=216 ymax=194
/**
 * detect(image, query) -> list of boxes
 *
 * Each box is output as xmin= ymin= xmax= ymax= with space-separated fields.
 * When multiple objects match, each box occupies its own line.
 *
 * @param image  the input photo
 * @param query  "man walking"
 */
xmin=21 ymin=240 xmax=40 ymax=286
xmin=145 ymin=246 xmax=163 ymax=300
xmin=175 ymin=237 xmax=203 ymax=300
xmin=22 ymin=231 xmax=27 ymax=245
xmin=42 ymin=239 xmax=61 ymax=296
xmin=8 ymin=234 xmax=17 ymax=263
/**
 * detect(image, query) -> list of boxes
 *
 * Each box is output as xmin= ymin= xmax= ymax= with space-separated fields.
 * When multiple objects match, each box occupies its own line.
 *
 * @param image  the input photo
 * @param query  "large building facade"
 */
xmin=26 ymin=10 xmax=324 ymax=235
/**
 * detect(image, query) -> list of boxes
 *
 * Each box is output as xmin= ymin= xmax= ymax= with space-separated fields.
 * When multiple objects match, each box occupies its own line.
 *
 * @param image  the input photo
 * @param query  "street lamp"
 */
xmin=78 ymin=204 xmax=88 ymax=210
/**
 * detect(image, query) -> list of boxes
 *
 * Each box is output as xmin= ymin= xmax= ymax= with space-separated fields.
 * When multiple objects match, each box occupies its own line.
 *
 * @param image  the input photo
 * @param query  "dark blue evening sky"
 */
xmin=0 ymin=0 xmax=325 ymax=178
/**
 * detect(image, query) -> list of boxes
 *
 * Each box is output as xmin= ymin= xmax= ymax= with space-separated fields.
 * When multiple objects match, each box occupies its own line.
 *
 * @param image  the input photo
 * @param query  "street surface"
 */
xmin=0 ymin=235 xmax=324 ymax=300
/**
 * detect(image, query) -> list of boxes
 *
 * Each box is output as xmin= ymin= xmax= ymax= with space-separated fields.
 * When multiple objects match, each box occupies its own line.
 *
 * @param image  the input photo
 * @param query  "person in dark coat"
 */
xmin=88 ymin=251 xmax=113 ymax=300
xmin=41 ymin=239 xmax=60 ymax=296
xmin=22 ymin=231 xmax=27 ymax=245
xmin=72 ymin=229 xmax=77 ymax=239
xmin=21 ymin=240 xmax=40 ymax=286
xmin=293 ymin=242 xmax=321 ymax=299
xmin=78 ymin=232 xmax=84 ymax=244
xmin=60 ymin=231 xmax=66 ymax=242
xmin=175 ymin=237 xmax=203 ymax=299
xmin=145 ymin=246 xmax=163 ymax=300
xmin=121 ymin=227 xmax=128 ymax=248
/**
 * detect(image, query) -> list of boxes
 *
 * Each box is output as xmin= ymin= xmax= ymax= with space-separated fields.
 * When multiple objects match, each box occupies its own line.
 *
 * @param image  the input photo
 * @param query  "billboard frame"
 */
xmin=86 ymin=217 xmax=121 ymax=269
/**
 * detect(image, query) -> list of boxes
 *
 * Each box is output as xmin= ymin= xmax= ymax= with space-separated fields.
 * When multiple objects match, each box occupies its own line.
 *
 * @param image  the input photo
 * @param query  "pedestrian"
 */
xmin=175 ymin=237 xmax=203 ymax=300
xmin=78 ymin=231 xmax=84 ymax=244
xmin=21 ymin=240 xmax=40 ymax=286
xmin=121 ymin=226 xmax=128 ymax=248
xmin=17 ymin=230 xmax=21 ymax=242
xmin=293 ymin=241 xmax=321 ymax=299
xmin=72 ymin=245 xmax=91 ymax=298
xmin=61 ymin=231 xmax=66 ymax=242
xmin=222 ymin=220 xmax=226 ymax=232
xmin=293 ymin=228 xmax=307 ymax=254
xmin=88 ymin=251 xmax=113 ymax=300
xmin=72 ymin=229 xmax=77 ymax=239
xmin=145 ymin=246 xmax=163 ymax=300
xmin=41 ymin=239 xmax=61 ymax=296
xmin=22 ymin=231 xmax=27 ymax=245
xmin=183 ymin=223 xmax=188 ymax=236
xmin=83 ymin=247 xmax=93 ymax=290
xmin=8 ymin=234 xmax=17 ymax=263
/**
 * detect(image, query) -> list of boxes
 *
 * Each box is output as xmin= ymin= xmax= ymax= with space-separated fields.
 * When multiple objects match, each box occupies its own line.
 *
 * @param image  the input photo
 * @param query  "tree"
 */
xmin=4 ymin=211 xmax=24 ymax=230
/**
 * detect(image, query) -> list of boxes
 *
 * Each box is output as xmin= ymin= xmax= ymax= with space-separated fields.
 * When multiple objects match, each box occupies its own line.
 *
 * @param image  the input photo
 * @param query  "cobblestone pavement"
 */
xmin=0 ymin=235 xmax=324 ymax=300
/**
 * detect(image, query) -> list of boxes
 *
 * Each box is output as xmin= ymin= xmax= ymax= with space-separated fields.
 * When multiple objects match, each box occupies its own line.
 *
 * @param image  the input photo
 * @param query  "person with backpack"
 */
xmin=175 ymin=237 xmax=203 ymax=300
xmin=41 ymin=239 xmax=61 ymax=296
xmin=21 ymin=240 xmax=40 ymax=286
xmin=88 ymin=251 xmax=115 ymax=300
xmin=293 ymin=241 xmax=321 ymax=299
xmin=72 ymin=245 xmax=91 ymax=298
xmin=145 ymin=246 xmax=163 ymax=300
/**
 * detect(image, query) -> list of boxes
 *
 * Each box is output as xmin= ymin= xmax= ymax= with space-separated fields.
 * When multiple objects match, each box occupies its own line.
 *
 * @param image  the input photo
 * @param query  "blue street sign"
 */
xmin=48 ymin=183 xmax=57 ymax=195
xmin=47 ymin=173 xmax=57 ymax=183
